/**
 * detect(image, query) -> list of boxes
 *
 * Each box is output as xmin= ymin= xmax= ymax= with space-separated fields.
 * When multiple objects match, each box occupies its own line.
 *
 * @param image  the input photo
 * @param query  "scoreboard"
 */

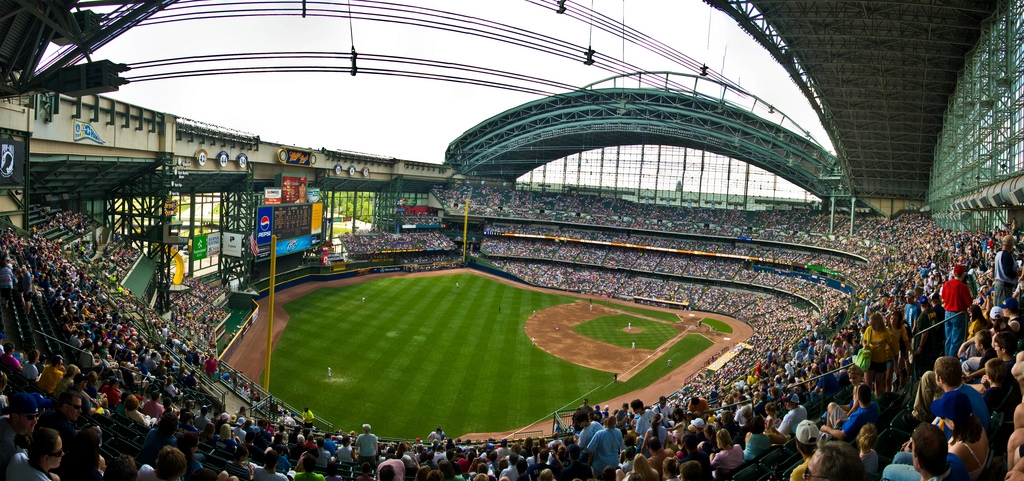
xmin=272 ymin=204 xmax=312 ymax=241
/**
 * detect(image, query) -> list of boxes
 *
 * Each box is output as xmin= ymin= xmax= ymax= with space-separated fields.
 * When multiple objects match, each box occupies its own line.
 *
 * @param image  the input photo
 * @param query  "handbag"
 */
xmin=855 ymin=328 xmax=872 ymax=371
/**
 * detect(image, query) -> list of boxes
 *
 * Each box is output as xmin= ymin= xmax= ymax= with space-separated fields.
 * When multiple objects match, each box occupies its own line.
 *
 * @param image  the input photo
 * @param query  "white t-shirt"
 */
xmin=253 ymin=467 xmax=290 ymax=480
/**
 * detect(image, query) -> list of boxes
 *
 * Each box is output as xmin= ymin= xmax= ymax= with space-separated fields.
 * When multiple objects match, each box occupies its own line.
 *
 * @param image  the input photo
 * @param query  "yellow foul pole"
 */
xmin=264 ymin=234 xmax=277 ymax=391
xmin=462 ymin=192 xmax=470 ymax=263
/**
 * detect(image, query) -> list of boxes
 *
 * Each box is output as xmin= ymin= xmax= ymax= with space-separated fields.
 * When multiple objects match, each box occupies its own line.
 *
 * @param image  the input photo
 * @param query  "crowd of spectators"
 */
xmin=340 ymin=232 xmax=456 ymax=257
xmin=12 ymin=198 xmax=1024 ymax=481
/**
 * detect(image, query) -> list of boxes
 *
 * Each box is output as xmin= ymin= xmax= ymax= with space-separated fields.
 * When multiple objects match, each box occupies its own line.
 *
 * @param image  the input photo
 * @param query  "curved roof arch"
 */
xmin=704 ymin=0 xmax=996 ymax=200
xmin=445 ymin=78 xmax=846 ymax=199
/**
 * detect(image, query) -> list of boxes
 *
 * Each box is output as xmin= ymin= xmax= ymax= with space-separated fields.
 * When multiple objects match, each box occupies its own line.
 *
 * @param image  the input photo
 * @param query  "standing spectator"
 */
xmin=942 ymin=265 xmax=973 ymax=357
xmin=356 ymin=424 xmax=378 ymax=467
xmin=863 ymin=312 xmax=897 ymax=396
xmin=586 ymin=417 xmax=624 ymax=475
xmin=993 ymin=235 xmax=1020 ymax=304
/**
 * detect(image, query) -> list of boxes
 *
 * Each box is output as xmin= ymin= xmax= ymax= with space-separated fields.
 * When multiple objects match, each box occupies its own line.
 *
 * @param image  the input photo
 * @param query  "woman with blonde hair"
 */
xmin=863 ymin=312 xmax=898 ymax=396
xmin=888 ymin=311 xmax=911 ymax=388
xmin=620 ymin=454 xmax=659 ymax=481
xmin=856 ymin=423 xmax=879 ymax=479
xmin=53 ymin=364 xmax=79 ymax=397
xmin=709 ymin=430 xmax=743 ymax=479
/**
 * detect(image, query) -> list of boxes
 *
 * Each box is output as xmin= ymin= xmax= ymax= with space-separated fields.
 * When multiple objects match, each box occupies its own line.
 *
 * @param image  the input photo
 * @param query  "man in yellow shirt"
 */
xmin=790 ymin=420 xmax=819 ymax=481
xmin=302 ymin=407 xmax=315 ymax=428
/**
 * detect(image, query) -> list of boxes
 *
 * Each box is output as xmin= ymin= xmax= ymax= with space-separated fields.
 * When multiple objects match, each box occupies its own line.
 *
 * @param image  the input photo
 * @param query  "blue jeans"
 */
xmin=945 ymin=311 xmax=966 ymax=358
xmin=881 ymin=453 xmax=915 ymax=481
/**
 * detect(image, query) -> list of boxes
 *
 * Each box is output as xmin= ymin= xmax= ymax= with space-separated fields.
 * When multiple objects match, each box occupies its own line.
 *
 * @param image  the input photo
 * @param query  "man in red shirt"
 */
xmin=941 ymin=265 xmax=973 ymax=357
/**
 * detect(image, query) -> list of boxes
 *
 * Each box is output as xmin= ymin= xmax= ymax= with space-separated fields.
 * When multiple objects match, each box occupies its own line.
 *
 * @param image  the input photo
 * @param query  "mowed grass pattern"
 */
xmin=701 ymin=318 xmax=733 ymax=333
xmin=573 ymin=315 xmax=678 ymax=350
xmin=270 ymin=273 xmax=712 ymax=438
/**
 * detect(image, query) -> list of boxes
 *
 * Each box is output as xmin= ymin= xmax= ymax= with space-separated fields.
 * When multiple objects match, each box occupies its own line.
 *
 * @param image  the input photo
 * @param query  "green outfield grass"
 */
xmin=573 ymin=315 xmax=678 ymax=350
xmin=701 ymin=317 xmax=733 ymax=333
xmin=269 ymin=273 xmax=712 ymax=438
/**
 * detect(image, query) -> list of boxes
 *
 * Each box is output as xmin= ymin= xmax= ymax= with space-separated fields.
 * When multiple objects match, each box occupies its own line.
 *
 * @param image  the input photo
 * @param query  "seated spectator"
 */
xmin=138 ymin=446 xmax=189 ymax=481
xmin=880 ymin=423 xmax=970 ymax=481
xmin=820 ymin=384 xmax=877 ymax=441
xmin=708 ymin=430 xmax=742 ymax=479
xmin=806 ymin=441 xmax=864 ymax=481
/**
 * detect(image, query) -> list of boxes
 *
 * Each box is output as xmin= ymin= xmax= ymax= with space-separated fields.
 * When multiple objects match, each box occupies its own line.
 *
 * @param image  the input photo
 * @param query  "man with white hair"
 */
xmin=356 ymin=423 xmax=378 ymax=467
xmin=994 ymin=234 xmax=1021 ymax=305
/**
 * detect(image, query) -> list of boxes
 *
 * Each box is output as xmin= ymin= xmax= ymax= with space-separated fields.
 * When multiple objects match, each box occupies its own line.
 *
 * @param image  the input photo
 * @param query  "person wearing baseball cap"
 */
xmin=790 ymin=420 xmax=820 ymax=481
xmin=941 ymin=265 xmax=973 ymax=357
xmin=930 ymin=390 xmax=988 ymax=478
xmin=0 ymin=392 xmax=51 ymax=475
xmin=776 ymin=393 xmax=807 ymax=438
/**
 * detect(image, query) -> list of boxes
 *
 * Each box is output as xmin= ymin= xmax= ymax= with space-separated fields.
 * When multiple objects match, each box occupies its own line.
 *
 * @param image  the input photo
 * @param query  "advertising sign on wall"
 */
xmin=223 ymin=232 xmax=243 ymax=258
xmin=256 ymin=206 xmax=274 ymax=245
xmin=207 ymin=233 xmax=221 ymax=257
xmin=192 ymin=234 xmax=208 ymax=260
xmin=264 ymin=188 xmax=282 ymax=205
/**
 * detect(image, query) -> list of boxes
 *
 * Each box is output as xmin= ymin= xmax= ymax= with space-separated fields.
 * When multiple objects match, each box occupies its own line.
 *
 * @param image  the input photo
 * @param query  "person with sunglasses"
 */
xmin=38 ymin=391 xmax=90 ymax=452
xmin=5 ymin=426 xmax=63 ymax=480
xmin=0 ymin=392 xmax=51 ymax=479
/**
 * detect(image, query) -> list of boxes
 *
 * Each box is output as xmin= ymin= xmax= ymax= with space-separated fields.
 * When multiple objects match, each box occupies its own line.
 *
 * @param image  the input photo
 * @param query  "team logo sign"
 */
xmin=72 ymin=119 xmax=104 ymax=144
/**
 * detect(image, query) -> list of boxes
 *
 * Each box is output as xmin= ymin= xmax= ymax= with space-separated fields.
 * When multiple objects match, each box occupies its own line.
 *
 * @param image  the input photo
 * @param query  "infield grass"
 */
xmin=573 ymin=315 xmax=678 ymax=350
xmin=701 ymin=317 xmax=733 ymax=333
xmin=269 ymin=273 xmax=711 ymax=438
xmin=598 ymin=301 xmax=681 ymax=323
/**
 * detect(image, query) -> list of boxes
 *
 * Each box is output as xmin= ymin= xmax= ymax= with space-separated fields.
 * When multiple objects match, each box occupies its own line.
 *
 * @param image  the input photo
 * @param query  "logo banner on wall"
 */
xmin=207 ymin=233 xmax=221 ymax=257
xmin=72 ymin=119 xmax=105 ymax=144
xmin=0 ymin=140 xmax=25 ymax=185
xmin=223 ymin=232 xmax=243 ymax=258
xmin=192 ymin=234 xmax=208 ymax=261
xmin=306 ymin=187 xmax=321 ymax=203
xmin=256 ymin=206 xmax=274 ymax=245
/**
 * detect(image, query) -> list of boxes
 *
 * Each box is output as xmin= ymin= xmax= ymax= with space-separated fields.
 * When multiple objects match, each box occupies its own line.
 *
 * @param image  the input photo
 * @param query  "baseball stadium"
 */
xmin=0 ymin=1 xmax=1022 ymax=481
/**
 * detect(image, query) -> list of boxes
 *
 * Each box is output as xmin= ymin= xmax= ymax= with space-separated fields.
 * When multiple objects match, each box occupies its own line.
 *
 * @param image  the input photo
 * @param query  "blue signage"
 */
xmin=256 ymin=206 xmax=274 ymax=245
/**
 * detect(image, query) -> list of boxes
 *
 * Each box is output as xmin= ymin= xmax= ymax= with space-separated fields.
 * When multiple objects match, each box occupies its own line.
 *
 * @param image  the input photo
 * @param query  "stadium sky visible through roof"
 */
xmin=67 ymin=0 xmax=832 ymax=166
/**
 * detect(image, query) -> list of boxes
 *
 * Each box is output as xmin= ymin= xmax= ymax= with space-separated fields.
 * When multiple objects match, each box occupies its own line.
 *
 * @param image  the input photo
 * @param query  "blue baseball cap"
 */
xmin=1001 ymin=298 xmax=1019 ymax=312
xmin=930 ymin=390 xmax=971 ymax=423
xmin=2 ymin=392 xmax=51 ymax=415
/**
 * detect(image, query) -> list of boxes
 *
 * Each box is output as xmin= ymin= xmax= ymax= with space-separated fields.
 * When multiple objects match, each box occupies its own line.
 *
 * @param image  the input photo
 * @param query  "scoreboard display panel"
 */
xmin=272 ymin=204 xmax=313 ymax=241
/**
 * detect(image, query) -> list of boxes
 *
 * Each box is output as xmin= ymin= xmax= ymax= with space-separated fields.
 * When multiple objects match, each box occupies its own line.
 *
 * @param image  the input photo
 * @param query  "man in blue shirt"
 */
xmin=819 ymin=384 xmax=878 ymax=441
xmin=587 ymin=417 xmax=624 ymax=475
xmin=904 ymin=290 xmax=921 ymax=331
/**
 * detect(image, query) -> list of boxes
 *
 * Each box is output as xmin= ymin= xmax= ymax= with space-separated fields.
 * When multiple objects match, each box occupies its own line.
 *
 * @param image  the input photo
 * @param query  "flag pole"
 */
xmin=264 ymin=234 xmax=277 ymax=391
